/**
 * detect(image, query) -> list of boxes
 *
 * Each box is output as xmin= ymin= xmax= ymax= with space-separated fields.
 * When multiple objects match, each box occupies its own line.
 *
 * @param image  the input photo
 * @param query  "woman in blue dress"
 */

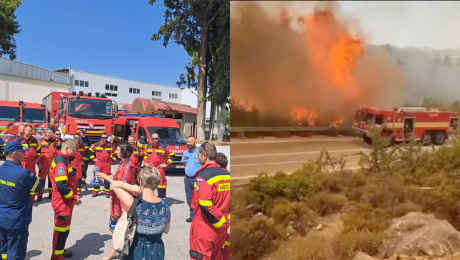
xmin=97 ymin=166 xmax=171 ymax=260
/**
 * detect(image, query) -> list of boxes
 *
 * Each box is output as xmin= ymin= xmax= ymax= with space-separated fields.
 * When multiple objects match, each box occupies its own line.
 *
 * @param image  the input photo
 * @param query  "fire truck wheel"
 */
xmin=433 ymin=131 xmax=446 ymax=145
xmin=421 ymin=132 xmax=433 ymax=146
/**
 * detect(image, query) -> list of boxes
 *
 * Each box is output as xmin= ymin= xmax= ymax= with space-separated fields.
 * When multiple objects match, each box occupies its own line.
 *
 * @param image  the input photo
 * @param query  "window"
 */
xmin=137 ymin=127 xmax=147 ymax=140
xmin=169 ymin=93 xmax=178 ymax=99
xmin=151 ymin=98 xmax=161 ymax=101
xmin=152 ymin=91 xmax=161 ymax=97
xmin=75 ymin=80 xmax=89 ymax=87
xmin=105 ymin=84 xmax=118 ymax=91
xmin=129 ymin=88 xmax=140 ymax=94
xmin=105 ymin=93 xmax=118 ymax=97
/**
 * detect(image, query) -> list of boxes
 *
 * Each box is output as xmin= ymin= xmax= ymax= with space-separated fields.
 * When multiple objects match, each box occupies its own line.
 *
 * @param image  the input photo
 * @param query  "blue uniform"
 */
xmin=0 ymin=160 xmax=45 ymax=260
xmin=182 ymin=148 xmax=201 ymax=219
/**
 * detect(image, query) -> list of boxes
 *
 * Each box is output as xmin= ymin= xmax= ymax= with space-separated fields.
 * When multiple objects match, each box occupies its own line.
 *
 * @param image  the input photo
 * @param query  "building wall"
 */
xmin=71 ymin=70 xmax=182 ymax=107
xmin=0 ymin=74 xmax=69 ymax=103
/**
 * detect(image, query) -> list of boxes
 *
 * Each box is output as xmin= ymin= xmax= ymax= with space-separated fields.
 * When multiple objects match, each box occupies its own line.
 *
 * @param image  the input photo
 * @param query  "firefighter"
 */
xmin=215 ymin=152 xmax=230 ymax=260
xmin=72 ymin=132 xmax=87 ymax=198
xmin=89 ymin=132 xmax=116 ymax=198
xmin=2 ymin=124 xmax=25 ymax=154
xmin=16 ymin=124 xmax=42 ymax=207
xmin=50 ymin=139 xmax=82 ymax=259
xmin=37 ymin=128 xmax=60 ymax=202
xmin=189 ymin=143 xmax=230 ymax=260
xmin=55 ymin=130 xmax=63 ymax=150
xmin=128 ymin=135 xmax=143 ymax=174
xmin=142 ymin=133 xmax=174 ymax=198
xmin=79 ymin=129 xmax=91 ymax=191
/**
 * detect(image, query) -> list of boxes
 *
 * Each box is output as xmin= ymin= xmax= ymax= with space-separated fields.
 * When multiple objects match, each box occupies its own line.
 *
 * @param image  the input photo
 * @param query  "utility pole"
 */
xmin=50 ymin=79 xmax=53 ymax=93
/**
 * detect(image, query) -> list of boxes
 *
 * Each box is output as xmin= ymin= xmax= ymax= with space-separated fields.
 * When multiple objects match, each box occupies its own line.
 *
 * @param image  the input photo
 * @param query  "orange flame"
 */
xmin=290 ymin=109 xmax=317 ymax=126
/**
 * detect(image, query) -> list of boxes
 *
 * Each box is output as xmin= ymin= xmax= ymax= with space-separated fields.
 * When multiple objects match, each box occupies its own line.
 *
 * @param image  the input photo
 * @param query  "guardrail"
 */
xmin=232 ymin=126 xmax=354 ymax=132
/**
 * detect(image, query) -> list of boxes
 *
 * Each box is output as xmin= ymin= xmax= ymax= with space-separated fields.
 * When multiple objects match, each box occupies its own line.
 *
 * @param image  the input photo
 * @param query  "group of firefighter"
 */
xmin=2 ymin=124 xmax=174 ymax=207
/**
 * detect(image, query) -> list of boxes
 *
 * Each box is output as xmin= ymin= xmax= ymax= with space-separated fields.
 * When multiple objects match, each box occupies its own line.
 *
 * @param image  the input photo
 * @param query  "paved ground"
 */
xmin=232 ymin=136 xmax=448 ymax=185
xmin=3 ymin=160 xmax=192 ymax=260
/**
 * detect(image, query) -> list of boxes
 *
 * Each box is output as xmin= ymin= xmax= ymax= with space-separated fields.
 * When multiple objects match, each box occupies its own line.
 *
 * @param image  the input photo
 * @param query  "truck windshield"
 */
xmin=355 ymin=111 xmax=375 ymax=122
xmin=68 ymin=98 xmax=113 ymax=119
xmin=0 ymin=106 xmax=20 ymax=122
xmin=23 ymin=108 xmax=46 ymax=123
xmin=147 ymin=127 xmax=187 ymax=145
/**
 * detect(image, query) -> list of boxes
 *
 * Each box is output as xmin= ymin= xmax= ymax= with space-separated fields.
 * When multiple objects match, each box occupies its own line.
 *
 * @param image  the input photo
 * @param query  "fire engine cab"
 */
xmin=0 ymin=100 xmax=48 ymax=142
xmin=112 ymin=114 xmax=188 ymax=171
xmin=353 ymin=106 xmax=460 ymax=145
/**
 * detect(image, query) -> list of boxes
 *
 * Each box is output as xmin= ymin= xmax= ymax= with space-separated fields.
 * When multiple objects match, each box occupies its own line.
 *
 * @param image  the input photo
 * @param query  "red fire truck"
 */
xmin=112 ymin=114 xmax=188 ymax=171
xmin=0 ymin=100 xmax=49 ymax=142
xmin=353 ymin=106 xmax=460 ymax=145
xmin=43 ymin=91 xmax=118 ymax=143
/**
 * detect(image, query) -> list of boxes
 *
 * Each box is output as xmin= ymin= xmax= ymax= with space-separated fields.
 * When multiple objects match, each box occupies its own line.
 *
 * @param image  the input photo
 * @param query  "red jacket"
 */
xmin=143 ymin=141 xmax=174 ymax=167
xmin=50 ymin=151 xmax=77 ymax=203
xmin=71 ymin=141 xmax=87 ymax=172
xmin=39 ymin=137 xmax=60 ymax=163
xmin=89 ymin=141 xmax=116 ymax=164
xmin=191 ymin=163 xmax=230 ymax=229
xmin=130 ymin=143 xmax=144 ymax=169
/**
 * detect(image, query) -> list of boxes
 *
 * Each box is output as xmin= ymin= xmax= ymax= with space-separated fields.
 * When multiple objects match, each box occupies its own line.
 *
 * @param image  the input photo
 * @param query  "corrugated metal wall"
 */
xmin=0 ymin=57 xmax=70 ymax=84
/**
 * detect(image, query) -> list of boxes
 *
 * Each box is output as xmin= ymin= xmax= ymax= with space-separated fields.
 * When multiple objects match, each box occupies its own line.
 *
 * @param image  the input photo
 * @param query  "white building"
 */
xmin=54 ymin=69 xmax=183 ymax=107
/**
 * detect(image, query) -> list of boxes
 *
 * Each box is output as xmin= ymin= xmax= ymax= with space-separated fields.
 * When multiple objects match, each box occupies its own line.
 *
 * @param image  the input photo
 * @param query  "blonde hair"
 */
xmin=137 ymin=167 xmax=161 ymax=190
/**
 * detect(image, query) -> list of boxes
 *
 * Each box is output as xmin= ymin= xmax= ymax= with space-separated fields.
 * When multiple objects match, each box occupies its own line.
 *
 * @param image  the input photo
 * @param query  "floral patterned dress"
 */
xmin=128 ymin=197 xmax=171 ymax=260
xmin=108 ymin=160 xmax=138 ymax=232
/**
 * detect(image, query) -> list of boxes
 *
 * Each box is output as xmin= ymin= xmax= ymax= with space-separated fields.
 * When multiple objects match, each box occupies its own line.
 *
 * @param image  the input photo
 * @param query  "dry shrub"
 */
xmin=231 ymin=188 xmax=252 ymax=220
xmin=270 ymin=235 xmax=334 ymax=260
xmin=314 ymin=170 xmax=367 ymax=200
xmin=232 ymin=216 xmax=286 ymax=260
xmin=271 ymin=200 xmax=317 ymax=235
xmin=332 ymin=229 xmax=383 ymax=260
xmin=342 ymin=203 xmax=392 ymax=233
xmin=307 ymin=192 xmax=347 ymax=216
xmin=361 ymin=174 xmax=408 ymax=209
xmin=247 ymin=171 xmax=318 ymax=213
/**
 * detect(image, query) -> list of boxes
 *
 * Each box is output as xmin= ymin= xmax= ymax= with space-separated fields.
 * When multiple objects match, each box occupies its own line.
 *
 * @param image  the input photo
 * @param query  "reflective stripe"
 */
xmin=158 ymin=185 xmax=167 ymax=188
xmin=111 ymin=157 xmax=116 ymax=160
xmin=222 ymin=241 xmax=230 ymax=248
xmin=36 ymin=153 xmax=41 ymax=156
xmin=41 ymin=142 xmax=49 ymax=145
xmin=31 ymin=177 xmax=41 ymax=192
xmin=2 ymin=254 xmax=6 ymax=259
xmin=207 ymin=175 xmax=230 ymax=185
xmin=82 ymin=178 xmax=86 ymax=181
xmin=30 ymin=192 xmax=35 ymax=195
xmin=54 ymin=225 xmax=71 ymax=232
xmin=55 ymin=250 xmax=64 ymax=255
xmin=167 ymin=159 xmax=172 ymax=164
xmin=48 ymin=188 xmax=53 ymax=190
xmin=22 ymin=144 xmax=28 ymax=147
xmin=105 ymin=148 xmax=113 ymax=150
xmin=147 ymin=149 xmax=153 ymax=152
xmin=144 ymin=156 xmax=148 ymax=159
xmin=78 ymin=148 xmax=84 ymax=151
xmin=96 ymin=147 xmax=103 ymax=150
xmin=213 ymin=216 xmax=227 ymax=228
xmin=55 ymin=176 xmax=68 ymax=182
xmin=198 ymin=199 xmax=213 ymax=206
xmin=68 ymin=167 xmax=73 ymax=173
xmin=64 ymin=190 xmax=73 ymax=198
xmin=89 ymin=148 xmax=95 ymax=152
xmin=90 ymin=155 xmax=95 ymax=159
xmin=93 ymin=188 xmax=100 ymax=191
xmin=133 ymin=151 xmax=139 ymax=154
xmin=169 ymin=152 xmax=175 ymax=156
xmin=104 ymin=188 xmax=110 ymax=192
xmin=30 ymin=143 xmax=37 ymax=147
xmin=52 ymin=161 xmax=57 ymax=168
xmin=82 ymin=157 xmax=89 ymax=160
xmin=156 ymin=150 xmax=165 ymax=153
xmin=36 ymin=145 xmax=41 ymax=150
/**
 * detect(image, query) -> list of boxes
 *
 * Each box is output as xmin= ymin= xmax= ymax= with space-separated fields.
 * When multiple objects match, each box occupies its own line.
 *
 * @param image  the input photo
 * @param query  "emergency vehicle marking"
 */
xmin=218 ymin=183 xmax=230 ymax=192
xmin=0 ymin=179 xmax=15 ymax=187
xmin=196 ymin=185 xmax=200 ymax=192
xmin=58 ymin=167 xmax=65 ymax=175
xmin=75 ymin=120 xmax=89 ymax=124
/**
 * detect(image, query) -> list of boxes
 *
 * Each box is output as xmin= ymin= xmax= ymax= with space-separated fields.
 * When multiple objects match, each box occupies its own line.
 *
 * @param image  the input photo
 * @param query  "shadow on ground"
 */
xmin=66 ymin=233 xmax=112 ymax=259
xmin=25 ymin=249 xmax=42 ymax=259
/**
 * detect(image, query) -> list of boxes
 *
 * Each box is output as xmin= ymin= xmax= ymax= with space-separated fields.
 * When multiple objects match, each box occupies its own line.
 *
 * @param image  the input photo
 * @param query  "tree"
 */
xmin=0 ymin=0 xmax=21 ymax=60
xmin=150 ymin=0 xmax=224 ymax=141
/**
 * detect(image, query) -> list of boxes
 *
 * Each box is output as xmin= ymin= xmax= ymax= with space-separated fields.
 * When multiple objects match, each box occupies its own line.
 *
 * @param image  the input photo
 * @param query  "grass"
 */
xmin=232 ymin=130 xmax=460 ymax=260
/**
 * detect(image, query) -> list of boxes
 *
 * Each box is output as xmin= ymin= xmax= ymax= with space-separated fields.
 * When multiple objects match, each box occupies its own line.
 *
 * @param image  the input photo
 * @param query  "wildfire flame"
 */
xmin=290 ymin=109 xmax=317 ymax=126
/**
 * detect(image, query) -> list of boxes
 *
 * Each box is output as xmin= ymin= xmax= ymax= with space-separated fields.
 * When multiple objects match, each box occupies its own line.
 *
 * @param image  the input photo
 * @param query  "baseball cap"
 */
xmin=4 ymin=141 xmax=29 ymax=154
xmin=80 ymin=129 xmax=87 ymax=133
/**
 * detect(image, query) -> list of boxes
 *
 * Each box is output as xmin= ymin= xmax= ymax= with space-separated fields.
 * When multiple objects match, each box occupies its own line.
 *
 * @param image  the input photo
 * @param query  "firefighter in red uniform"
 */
xmin=127 ymin=135 xmax=143 ymax=174
xmin=2 ymin=124 xmax=25 ymax=154
xmin=215 ymin=152 xmax=230 ymax=260
xmin=89 ymin=132 xmax=116 ymax=198
xmin=37 ymin=128 xmax=61 ymax=202
xmin=72 ymin=132 xmax=87 ymax=197
xmin=55 ymin=130 xmax=63 ymax=150
xmin=189 ymin=143 xmax=230 ymax=260
xmin=50 ymin=138 xmax=82 ymax=259
xmin=16 ymin=124 xmax=42 ymax=207
xmin=142 ymin=133 xmax=174 ymax=198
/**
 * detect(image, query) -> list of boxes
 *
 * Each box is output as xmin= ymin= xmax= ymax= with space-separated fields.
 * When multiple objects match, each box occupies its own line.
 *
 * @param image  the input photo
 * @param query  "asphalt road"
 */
xmin=0 ymin=160 xmax=192 ymax=260
xmin=231 ymin=136 xmax=447 ymax=185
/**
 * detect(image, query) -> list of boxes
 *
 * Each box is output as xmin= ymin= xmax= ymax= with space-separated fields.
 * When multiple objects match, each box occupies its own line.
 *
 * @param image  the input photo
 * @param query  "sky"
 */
xmin=234 ymin=1 xmax=460 ymax=50
xmin=14 ymin=0 xmax=191 ymax=87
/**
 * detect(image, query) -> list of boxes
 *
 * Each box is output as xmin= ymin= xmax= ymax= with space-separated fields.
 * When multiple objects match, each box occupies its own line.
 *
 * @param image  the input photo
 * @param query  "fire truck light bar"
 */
xmin=101 ymin=94 xmax=106 ymax=98
xmin=120 ymin=114 xmax=166 ymax=118
xmin=72 ymin=91 xmax=76 ymax=95
xmin=41 ymin=104 xmax=45 ymax=107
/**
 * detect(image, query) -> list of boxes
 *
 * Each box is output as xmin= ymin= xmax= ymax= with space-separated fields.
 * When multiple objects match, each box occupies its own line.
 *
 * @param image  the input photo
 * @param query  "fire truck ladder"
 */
xmin=395 ymin=107 xmax=439 ymax=113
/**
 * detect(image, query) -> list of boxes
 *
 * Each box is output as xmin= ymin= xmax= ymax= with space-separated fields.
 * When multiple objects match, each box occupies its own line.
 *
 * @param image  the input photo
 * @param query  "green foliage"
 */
xmin=0 ymin=0 xmax=21 ymax=60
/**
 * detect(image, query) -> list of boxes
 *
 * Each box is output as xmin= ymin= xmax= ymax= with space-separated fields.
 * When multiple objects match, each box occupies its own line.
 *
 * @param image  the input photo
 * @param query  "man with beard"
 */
xmin=37 ymin=128 xmax=60 ymax=202
xmin=181 ymin=136 xmax=201 ymax=223
xmin=16 ymin=124 xmax=42 ymax=207
xmin=55 ymin=130 xmax=63 ymax=150
xmin=143 ymin=133 xmax=174 ymax=198
xmin=128 ymin=135 xmax=143 ymax=174
xmin=79 ymin=129 xmax=91 ymax=191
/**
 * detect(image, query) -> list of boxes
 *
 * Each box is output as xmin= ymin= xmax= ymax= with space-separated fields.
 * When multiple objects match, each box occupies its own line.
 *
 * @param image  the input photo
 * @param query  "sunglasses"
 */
xmin=152 ymin=138 xmax=159 ymax=140
xmin=102 ymin=137 xmax=108 ymax=140
xmin=201 ymin=142 xmax=210 ymax=155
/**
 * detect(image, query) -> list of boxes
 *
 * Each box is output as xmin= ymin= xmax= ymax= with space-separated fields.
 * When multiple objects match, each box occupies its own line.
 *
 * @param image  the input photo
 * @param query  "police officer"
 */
xmin=182 ymin=136 xmax=201 ymax=223
xmin=0 ymin=141 xmax=45 ymax=260
xmin=79 ymin=129 xmax=91 ymax=191
xmin=189 ymin=143 xmax=230 ymax=260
